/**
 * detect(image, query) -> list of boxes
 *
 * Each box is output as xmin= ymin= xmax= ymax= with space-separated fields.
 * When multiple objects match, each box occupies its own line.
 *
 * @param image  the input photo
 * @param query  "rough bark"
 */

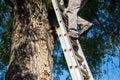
xmin=5 ymin=0 xmax=54 ymax=80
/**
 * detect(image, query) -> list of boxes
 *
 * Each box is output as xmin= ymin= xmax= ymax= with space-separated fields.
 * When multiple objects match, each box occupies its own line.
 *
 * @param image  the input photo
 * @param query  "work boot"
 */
xmin=69 ymin=37 xmax=78 ymax=46
xmin=80 ymin=23 xmax=93 ymax=36
xmin=68 ymin=31 xmax=79 ymax=39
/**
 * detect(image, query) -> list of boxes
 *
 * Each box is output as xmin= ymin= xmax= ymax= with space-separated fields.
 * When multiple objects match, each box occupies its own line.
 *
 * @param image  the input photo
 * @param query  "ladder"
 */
xmin=51 ymin=0 xmax=94 ymax=80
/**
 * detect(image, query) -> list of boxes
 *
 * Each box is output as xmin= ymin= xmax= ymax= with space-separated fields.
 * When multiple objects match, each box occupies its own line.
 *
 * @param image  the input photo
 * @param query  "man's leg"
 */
xmin=64 ymin=0 xmax=82 ymax=39
xmin=67 ymin=11 xmax=78 ymax=38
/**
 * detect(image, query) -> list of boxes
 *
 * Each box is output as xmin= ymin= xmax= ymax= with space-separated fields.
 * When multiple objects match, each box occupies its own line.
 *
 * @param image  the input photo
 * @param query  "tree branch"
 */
xmin=91 ymin=10 xmax=108 ymax=35
xmin=81 ymin=0 xmax=88 ymax=9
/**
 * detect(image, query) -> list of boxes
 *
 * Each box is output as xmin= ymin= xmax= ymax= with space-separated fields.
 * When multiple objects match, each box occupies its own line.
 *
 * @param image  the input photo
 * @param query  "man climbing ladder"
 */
xmin=61 ymin=0 xmax=93 ymax=39
xmin=52 ymin=0 xmax=94 ymax=80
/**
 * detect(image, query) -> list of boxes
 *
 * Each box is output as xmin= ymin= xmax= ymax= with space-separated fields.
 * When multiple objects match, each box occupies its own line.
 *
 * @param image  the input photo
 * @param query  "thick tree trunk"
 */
xmin=5 ymin=0 xmax=54 ymax=80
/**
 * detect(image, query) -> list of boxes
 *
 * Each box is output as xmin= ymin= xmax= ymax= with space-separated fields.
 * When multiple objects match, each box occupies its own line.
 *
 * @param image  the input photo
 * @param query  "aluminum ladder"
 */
xmin=51 ymin=0 xmax=94 ymax=80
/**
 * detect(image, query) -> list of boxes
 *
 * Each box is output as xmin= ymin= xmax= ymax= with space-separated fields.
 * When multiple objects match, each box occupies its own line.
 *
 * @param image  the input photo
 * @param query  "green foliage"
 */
xmin=79 ymin=0 xmax=99 ymax=21
xmin=80 ymin=36 xmax=104 ymax=77
xmin=0 ymin=0 xmax=12 ymax=64
xmin=46 ymin=0 xmax=53 ymax=9
xmin=80 ymin=0 xmax=120 ymax=78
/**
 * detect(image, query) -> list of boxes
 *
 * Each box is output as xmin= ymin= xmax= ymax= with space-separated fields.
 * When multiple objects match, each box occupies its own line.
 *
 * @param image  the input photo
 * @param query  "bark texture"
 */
xmin=6 ymin=0 xmax=54 ymax=80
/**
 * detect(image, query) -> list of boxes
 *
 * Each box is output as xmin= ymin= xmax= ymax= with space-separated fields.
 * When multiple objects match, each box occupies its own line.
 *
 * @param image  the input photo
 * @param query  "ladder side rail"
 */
xmin=56 ymin=27 xmax=73 ymax=70
xmin=51 ymin=0 xmax=79 ymax=68
xmin=77 ymin=40 xmax=94 ymax=80
xmin=56 ymin=27 xmax=83 ymax=80
xmin=63 ymin=33 xmax=84 ymax=80
xmin=51 ymin=0 xmax=67 ymax=35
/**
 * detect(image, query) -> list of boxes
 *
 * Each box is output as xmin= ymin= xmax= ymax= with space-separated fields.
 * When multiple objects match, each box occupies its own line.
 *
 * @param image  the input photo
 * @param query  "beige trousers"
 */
xmin=64 ymin=0 xmax=82 ymax=33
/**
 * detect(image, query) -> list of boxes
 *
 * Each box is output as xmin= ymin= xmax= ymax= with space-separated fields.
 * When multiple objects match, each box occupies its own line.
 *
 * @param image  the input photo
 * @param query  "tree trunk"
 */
xmin=5 ymin=0 xmax=54 ymax=80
